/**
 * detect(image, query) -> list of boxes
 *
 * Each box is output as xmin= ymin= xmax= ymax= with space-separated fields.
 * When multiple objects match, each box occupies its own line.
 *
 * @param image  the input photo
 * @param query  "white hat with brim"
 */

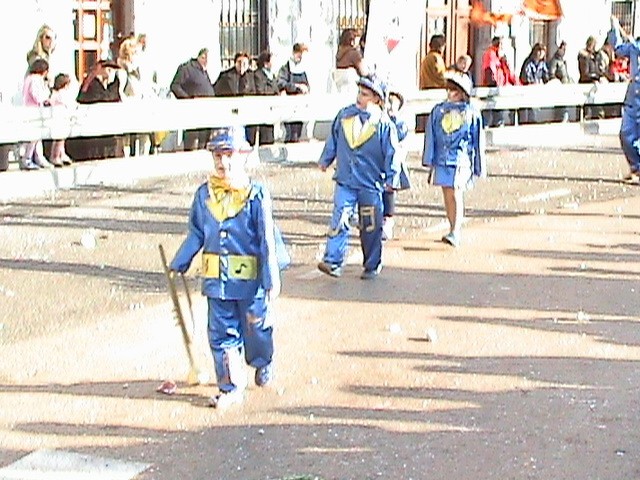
xmin=444 ymin=71 xmax=473 ymax=97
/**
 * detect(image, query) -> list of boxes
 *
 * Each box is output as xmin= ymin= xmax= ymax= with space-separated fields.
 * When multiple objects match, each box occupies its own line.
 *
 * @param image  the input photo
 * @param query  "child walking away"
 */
xmin=383 ymin=90 xmax=411 ymax=241
xmin=169 ymin=126 xmax=289 ymax=409
xmin=317 ymin=74 xmax=403 ymax=280
xmin=422 ymin=72 xmax=485 ymax=247
xmin=21 ymin=58 xmax=53 ymax=170
xmin=49 ymin=73 xmax=75 ymax=167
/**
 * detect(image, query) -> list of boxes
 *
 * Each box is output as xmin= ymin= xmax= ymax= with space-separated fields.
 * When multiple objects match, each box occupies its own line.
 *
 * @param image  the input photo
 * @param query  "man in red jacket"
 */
xmin=480 ymin=37 xmax=518 ymax=127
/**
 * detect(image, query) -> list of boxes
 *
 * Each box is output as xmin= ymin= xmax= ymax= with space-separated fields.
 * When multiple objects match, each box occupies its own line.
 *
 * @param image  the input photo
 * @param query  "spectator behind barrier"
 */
xmin=170 ymin=48 xmax=216 ymax=151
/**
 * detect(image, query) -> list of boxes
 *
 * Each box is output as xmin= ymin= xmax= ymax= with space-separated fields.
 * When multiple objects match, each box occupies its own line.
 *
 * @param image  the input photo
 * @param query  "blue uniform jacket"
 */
xmin=422 ymin=100 xmax=485 ymax=177
xmin=391 ymin=115 xmax=409 ymax=142
xmin=319 ymin=104 xmax=402 ymax=191
xmin=609 ymin=27 xmax=640 ymax=115
xmin=170 ymin=181 xmax=282 ymax=300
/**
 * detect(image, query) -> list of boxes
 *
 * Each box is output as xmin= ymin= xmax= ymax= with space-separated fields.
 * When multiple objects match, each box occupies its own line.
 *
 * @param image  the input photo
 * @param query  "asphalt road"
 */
xmin=0 ymin=145 xmax=639 ymax=479
xmin=0 ymin=145 xmax=636 ymax=341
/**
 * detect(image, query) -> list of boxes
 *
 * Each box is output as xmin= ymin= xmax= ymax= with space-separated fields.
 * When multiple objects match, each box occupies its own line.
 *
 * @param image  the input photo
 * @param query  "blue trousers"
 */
xmin=323 ymin=183 xmax=383 ymax=273
xmin=619 ymin=106 xmax=640 ymax=173
xmin=207 ymin=296 xmax=273 ymax=393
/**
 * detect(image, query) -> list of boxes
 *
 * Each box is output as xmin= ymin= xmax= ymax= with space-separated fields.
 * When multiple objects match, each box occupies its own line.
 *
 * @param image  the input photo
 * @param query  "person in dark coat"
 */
xmin=252 ymin=50 xmax=280 ymax=145
xmin=213 ymin=52 xmax=258 ymax=145
xmin=578 ymin=36 xmax=601 ymax=83
xmin=213 ymin=51 xmax=255 ymax=96
xmin=68 ymin=60 xmax=122 ymax=161
xmin=547 ymin=41 xmax=574 ymax=122
xmin=170 ymin=48 xmax=216 ymax=151
xmin=548 ymin=41 xmax=572 ymax=83
xmin=277 ymin=43 xmax=310 ymax=142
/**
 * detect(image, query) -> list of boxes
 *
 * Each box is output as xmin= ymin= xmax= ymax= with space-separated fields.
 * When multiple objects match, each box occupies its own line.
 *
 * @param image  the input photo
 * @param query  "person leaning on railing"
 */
xmin=169 ymin=48 xmax=216 ymax=151
xmin=518 ymin=43 xmax=549 ymax=124
xmin=333 ymin=28 xmax=368 ymax=97
xmin=69 ymin=60 xmax=123 ymax=162
xmin=480 ymin=36 xmax=518 ymax=127
xmin=547 ymin=41 xmax=574 ymax=122
xmin=213 ymin=52 xmax=258 ymax=146
xmin=277 ymin=43 xmax=310 ymax=143
xmin=416 ymin=34 xmax=447 ymax=132
xmin=251 ymin=50 xmax=280 ymax=145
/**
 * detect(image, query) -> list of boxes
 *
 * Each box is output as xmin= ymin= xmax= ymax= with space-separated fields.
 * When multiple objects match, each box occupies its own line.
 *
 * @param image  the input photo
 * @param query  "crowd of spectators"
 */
xmin=2 ymin=23 xmax=635 ymax=172
xmin=418 ymin=31 xmax=631 ymax=127
xmin=1 ymin=23 xmax=315 ymax=172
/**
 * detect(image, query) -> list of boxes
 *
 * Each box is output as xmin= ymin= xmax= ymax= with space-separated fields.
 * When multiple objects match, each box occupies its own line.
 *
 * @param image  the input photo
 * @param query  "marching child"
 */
xmin=382 ymin=90 xmax=410 ymax=240
xmin=422 ymin=72 xmax=485 ymax=247
xmin=169 ymin=126 xmax=288 ymax=409
xmin=317 ymin=74 xmax=403 ymax=279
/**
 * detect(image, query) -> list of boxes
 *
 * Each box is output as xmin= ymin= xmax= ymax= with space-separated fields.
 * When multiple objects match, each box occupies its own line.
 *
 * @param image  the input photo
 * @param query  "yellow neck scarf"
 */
xmin=206 ymin=176 xmax=251 ymax=222
xmin=341 ymin=116 xmax=377 ymax=149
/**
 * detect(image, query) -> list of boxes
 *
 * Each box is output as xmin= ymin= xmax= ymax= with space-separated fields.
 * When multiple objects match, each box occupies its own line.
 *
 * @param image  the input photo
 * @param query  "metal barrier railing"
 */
xmin=0 ymin=82 xmax=628 ymax=146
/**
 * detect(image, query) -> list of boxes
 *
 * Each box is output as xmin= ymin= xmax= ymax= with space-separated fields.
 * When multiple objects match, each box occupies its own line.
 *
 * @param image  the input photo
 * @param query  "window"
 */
xmin=73 ymin=0 xmax=113 ymax=79
xmin=611 ymin=0 xmax=635 ymax=34
xmin=337 ymin=0 xmax=368 ymax=43
xmin=220 ymin=0 xmax=267 ymax=68
xmin=529 ymin=19 xmax=549 ymax=47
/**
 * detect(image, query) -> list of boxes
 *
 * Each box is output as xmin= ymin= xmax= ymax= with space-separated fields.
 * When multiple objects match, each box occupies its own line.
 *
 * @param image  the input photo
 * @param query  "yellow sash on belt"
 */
xmin=206 ymin=177 xmax=251 ymax=222
xmin=202 ymin=253 xmax=258 ymax=280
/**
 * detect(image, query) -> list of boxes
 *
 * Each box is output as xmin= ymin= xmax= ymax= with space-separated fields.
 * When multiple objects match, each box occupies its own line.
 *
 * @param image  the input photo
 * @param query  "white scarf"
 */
xmin=288 ymin=59 xmax=306 ymax=74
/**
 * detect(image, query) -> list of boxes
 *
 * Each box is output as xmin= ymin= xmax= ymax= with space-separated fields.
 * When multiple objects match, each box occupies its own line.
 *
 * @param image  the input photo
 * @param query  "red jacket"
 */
xmin=481 ymin=46 xmax=518 ymax=87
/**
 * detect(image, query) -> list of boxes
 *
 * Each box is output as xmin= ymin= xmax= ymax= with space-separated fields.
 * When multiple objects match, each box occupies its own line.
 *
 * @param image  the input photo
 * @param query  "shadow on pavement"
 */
xmin=284 ymin=264 xmax=638 ymax=319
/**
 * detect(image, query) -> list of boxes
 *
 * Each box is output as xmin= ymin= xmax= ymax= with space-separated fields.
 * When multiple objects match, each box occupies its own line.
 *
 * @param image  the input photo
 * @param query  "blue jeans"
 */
xmin=323 ymin=183 xmax=383 ymax=273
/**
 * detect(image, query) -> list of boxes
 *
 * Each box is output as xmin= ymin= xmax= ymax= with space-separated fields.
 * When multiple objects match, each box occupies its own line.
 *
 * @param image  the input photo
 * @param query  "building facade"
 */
xmin=0 ymin=0 xmax=636 ymax=107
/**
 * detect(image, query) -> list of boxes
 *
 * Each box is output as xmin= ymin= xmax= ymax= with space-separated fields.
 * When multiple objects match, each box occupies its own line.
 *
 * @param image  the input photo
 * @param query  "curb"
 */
xmin=0 ymin=151 xmax=212 ymax=203
xmin=0 ymin=141 xmax=329 ymax=203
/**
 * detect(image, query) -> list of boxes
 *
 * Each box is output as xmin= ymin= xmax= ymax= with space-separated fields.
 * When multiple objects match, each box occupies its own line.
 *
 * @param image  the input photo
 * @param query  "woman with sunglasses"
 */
xmin=27 ymin=25 xmax=56 ymax=71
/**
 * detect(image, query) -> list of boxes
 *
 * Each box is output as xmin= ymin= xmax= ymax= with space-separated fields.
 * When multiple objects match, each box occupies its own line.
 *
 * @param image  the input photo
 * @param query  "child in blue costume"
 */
xmin=608 ymin=16 xmax=640 ymax=184
xmin=382 ymin=90 xmax=410 ymax=240
xmin=170 ymin=126 xmax=289 ymax=409
xmin=318 ymin=75 xmax=403 ymax=280
xmin=422 ymin=72 xmax=485 ymax=247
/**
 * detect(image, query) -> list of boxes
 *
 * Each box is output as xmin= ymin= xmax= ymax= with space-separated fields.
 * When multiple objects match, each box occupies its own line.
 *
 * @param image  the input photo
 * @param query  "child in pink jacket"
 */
xmin=22 ymin=58 xmax=52 ymax=170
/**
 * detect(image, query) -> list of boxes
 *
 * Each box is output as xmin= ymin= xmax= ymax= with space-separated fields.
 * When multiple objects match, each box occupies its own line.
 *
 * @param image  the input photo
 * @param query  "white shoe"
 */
xmin=34 ymin=157 xmax=54 ymax=169
xmin=382 ymin=217 xmax=395 ymax=241
xmin=622 ymin=171 xmax=640 ymax=184
xmin=208 ymin=389 xmax=244 ymax=409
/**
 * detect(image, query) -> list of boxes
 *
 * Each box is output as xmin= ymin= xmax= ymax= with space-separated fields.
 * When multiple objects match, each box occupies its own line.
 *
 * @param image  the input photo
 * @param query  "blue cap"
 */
xmin=206 ymin=126 xmax=252 ymax=153
xmin=356 ymin=75 xmax=387 ymax=100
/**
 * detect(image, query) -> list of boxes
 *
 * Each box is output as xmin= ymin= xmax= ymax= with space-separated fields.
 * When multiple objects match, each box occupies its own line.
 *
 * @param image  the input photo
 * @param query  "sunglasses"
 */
xmin=43 ymin=34 xmax=54 ymax=40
